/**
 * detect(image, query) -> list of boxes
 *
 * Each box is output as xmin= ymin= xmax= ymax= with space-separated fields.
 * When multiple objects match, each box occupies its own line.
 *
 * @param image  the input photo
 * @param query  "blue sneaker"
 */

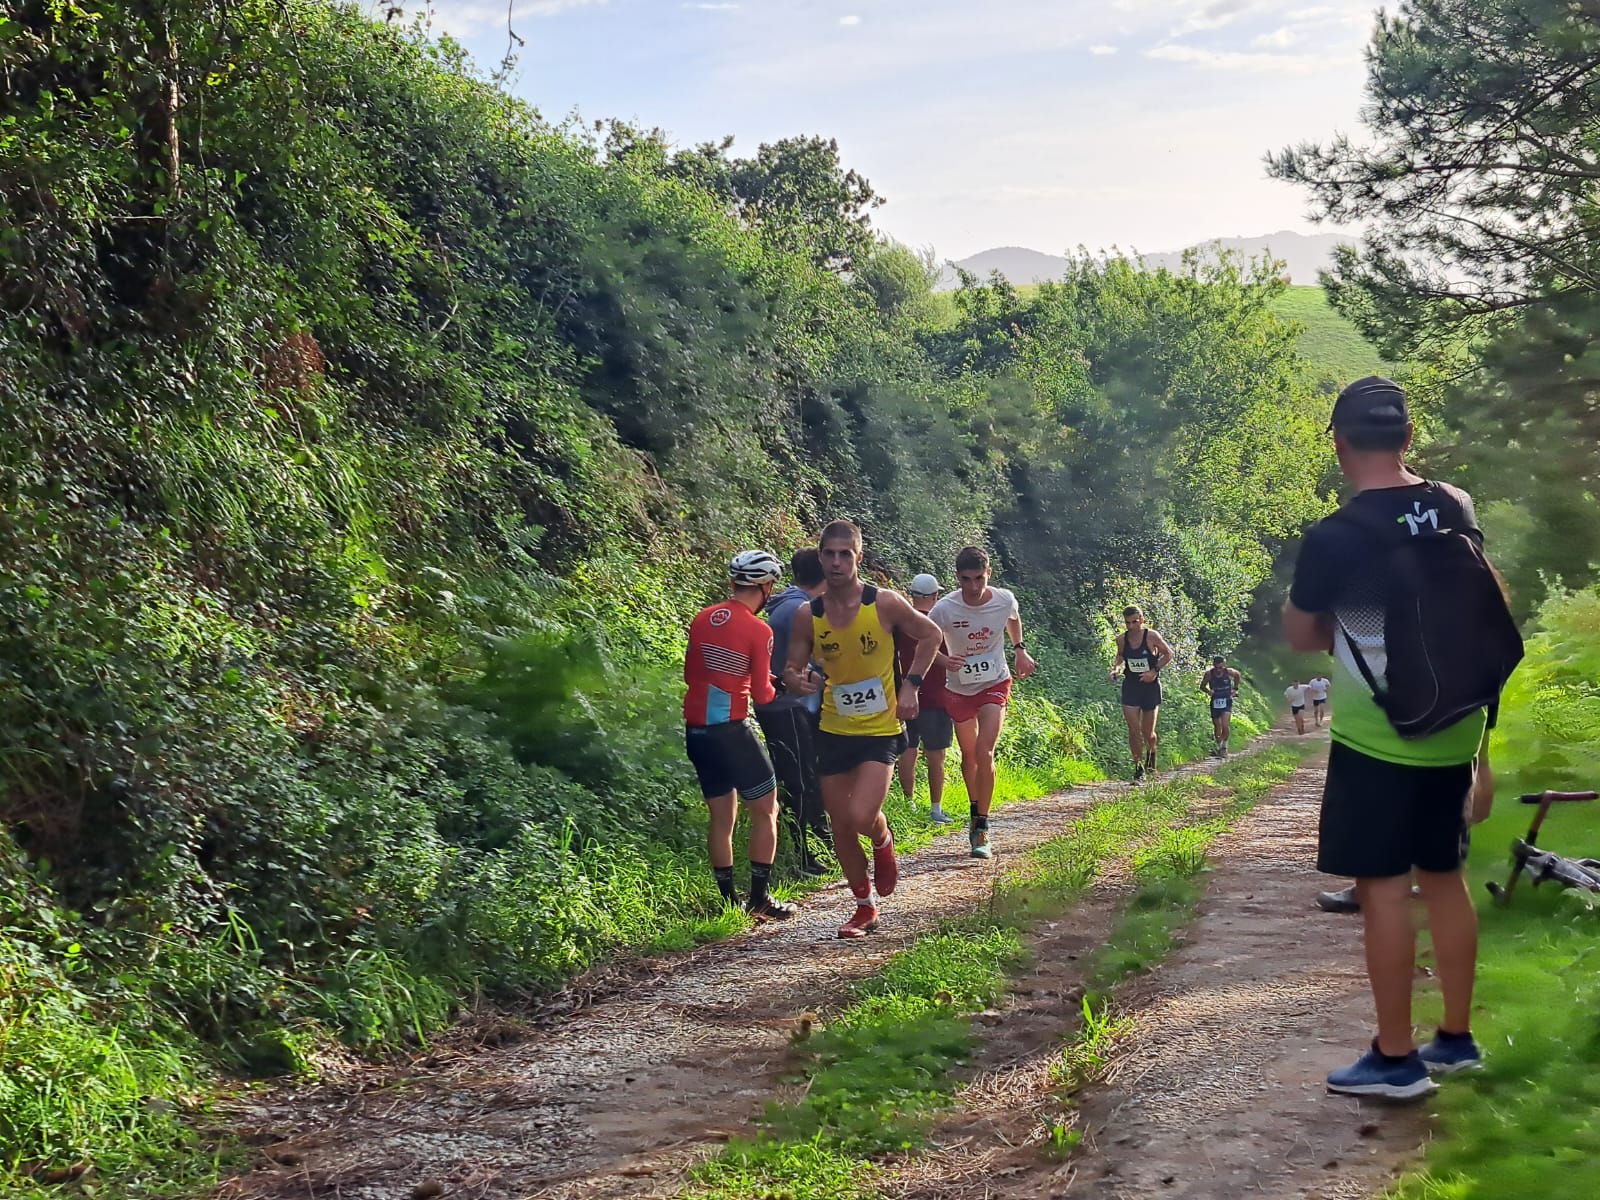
xmin=1418 ymin=1033 xmax=1483 ymax=1075
xmin=1326 ymin=1046 xmax=1437 ymax=1100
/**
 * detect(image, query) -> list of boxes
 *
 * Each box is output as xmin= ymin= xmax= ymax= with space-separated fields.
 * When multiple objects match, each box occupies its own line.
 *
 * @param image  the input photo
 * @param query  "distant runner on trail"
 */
xmin=928 ymin=547 xmax=1036 ymax=859
xmin=1200 ymin=655 xmax=1242 ymax=757
xmin=1306 ymin=674 xmax=1331 ymax=726
xmin=755 ymin=548 xmax=829 ymax=877
xmin=895 ymin=573 xmax=958 ymax=826
xmin=784 ymin=521 xmax=943 ymax=939
xmin=683 ymin=550 xmax=799 ymax=922
xmin=1284 ymin=681 xmax=1310 ymax=734
xmin=1108 ymin=605 xmax=1173 ymax=780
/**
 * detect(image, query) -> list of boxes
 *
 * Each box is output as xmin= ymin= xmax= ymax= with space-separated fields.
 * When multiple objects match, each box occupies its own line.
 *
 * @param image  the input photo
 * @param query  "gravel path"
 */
xmin=894 ymin=749 xmax=1438 ymax=1200
xmin=218 ymin=743 xmax=1290 ymax=1200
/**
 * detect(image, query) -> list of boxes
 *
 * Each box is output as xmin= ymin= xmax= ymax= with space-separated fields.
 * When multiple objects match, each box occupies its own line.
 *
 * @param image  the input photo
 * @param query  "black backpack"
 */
xmin=1331 ymin=495 xmax=1524 ymax=739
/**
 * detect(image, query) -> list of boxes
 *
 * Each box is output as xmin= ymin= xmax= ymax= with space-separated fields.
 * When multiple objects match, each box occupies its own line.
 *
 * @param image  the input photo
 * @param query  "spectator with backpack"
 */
xmin=1283 ymin=376 xmax=1523 ymax=1101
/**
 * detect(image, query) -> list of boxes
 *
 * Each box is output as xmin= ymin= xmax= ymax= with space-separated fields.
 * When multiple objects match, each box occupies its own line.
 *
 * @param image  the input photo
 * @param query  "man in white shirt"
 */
xmin=1284 ymin=681 xmax=1310 ymax=734
xmin=928 ymin=546 xmax=1036 ymax=861
xmin=1306 ymin=675 xmax=1331 ymax=726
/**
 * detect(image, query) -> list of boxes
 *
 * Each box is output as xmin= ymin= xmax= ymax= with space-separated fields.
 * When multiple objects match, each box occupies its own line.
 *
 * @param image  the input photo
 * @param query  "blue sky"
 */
xmin=384 ymin=0 xmax=1376 ymax=261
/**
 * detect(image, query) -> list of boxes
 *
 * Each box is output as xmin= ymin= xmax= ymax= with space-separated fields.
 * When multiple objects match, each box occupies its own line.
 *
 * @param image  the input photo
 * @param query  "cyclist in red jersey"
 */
xmin=684 ymin=550 xmax=798 ymax=921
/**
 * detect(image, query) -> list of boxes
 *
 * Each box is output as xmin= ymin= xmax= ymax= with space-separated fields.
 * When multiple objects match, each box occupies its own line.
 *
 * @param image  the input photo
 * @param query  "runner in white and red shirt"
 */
xmin=927 ymin=546 xmax=1036 ymax=860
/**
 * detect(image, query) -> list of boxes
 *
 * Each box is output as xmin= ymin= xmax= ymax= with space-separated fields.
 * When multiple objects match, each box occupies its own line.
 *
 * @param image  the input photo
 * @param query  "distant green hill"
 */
xmin=1270 ymin=285 xmax=1391 ymax=386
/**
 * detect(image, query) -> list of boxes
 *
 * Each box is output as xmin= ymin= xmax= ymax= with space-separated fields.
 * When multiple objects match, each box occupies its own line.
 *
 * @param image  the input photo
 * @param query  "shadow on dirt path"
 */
xmin=892 ymin=750 xmax=1439 ymax=1200
xmin=216 ymin=739 xmax=1299 ymax=1200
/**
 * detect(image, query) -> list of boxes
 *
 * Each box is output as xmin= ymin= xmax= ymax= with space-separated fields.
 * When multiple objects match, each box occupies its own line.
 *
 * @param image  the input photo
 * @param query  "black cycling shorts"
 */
xmin=1121 ymin=677 xmax=1162 ymax=711
xmin=1209 ymin=697 xmax=1233 ymax=718
xmin=1317 ymin=740 xmax=1472 ymax=878
xmin=1291 ymin=704 xmax=1306 ymax=714
xmin=905 ymin=706 xmax=954 ymax=753
xmin=685 ymin=721 xmax=776 ymax=802
xmin=816 ymin=730 xmax=907 ymax=778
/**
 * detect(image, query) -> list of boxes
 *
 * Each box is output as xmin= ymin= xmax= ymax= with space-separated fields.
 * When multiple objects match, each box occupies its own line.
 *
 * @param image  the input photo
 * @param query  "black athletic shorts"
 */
xmin=1121 ymin=677 xmax=1161 ymax=711
xmin=1313 ymin=697 xmax=1327 ymax=707
xmin=816 ymin=730 xmax=908 ymax=777
xmin=1317 ymin=740 xmax=1473 ymax=878
xmin=904 ymin=706 xmax=954 ymax=753
xmin=1292 ymin=704 xmax=1305 ymax=714
xmin=685 ymin=721 xmax=776 ymax=802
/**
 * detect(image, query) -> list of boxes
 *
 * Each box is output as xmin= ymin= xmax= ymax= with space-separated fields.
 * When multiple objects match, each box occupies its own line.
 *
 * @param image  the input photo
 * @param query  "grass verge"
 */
xmin=1381 ymin=777 xmax=1600 ymax=1199
xmin=685 ymin=743 xmax=1310 ymax=1199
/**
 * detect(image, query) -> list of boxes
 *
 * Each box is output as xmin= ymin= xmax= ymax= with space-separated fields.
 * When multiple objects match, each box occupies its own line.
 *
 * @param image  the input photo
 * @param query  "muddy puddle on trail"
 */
xmin=888 ymin=756 xmax=1436 ymax=1200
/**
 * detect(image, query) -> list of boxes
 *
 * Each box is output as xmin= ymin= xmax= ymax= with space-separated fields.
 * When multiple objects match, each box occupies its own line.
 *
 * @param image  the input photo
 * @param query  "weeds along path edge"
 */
xmin=217 ymin=734 xmax=1303 ymax=1200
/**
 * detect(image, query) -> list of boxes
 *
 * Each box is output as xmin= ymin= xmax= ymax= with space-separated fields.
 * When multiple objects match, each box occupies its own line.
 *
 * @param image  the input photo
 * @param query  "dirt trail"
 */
xmin=896 ymin=753 xmax=1435 ymax=1200
xmin=219 ymin=744 xmax=1292 ymax=1200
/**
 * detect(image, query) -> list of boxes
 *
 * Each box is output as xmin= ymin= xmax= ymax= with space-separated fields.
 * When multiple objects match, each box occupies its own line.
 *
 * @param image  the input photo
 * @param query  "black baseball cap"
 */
xmin=1327 ymin=375 xmax=1409 ymax=433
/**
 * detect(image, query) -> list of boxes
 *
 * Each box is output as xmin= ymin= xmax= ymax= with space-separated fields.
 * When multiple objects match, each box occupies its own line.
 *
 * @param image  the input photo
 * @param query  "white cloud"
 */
xmin=1089 ymin=43 xmax=1119 ymax=55
xmin=1171 ymin=0 xmax=1264 ymax=36
xmin=1145 ymin=41 xmax=1346 ymax=75
xmin=1252 ymin=26 xmax=1297 ymax=48
xmin=839 ymin=14 xmax=862 ymax=25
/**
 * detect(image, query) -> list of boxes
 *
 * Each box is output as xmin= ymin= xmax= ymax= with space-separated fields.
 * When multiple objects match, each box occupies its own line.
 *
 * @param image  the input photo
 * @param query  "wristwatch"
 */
xmin=1014 ymin=642 xmax=1027 ymax=652
xmin=906 ymin=672 xmax=924 ymax=688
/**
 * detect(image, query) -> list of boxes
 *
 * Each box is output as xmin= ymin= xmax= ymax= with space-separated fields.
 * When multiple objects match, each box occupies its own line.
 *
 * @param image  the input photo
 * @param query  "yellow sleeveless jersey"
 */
xmin=812 ymin=585 xmax=902 ymax=737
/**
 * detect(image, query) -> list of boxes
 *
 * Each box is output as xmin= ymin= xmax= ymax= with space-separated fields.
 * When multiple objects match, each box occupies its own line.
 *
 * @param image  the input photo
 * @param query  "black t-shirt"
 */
xmin=1291 ymin=480 xmax=1481 ymax=690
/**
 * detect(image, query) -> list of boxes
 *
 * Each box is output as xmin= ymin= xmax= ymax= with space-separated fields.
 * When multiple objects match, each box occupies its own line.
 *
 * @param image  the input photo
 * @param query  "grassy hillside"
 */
xmin=1269 ymin=285 xmax=1391 ymax=386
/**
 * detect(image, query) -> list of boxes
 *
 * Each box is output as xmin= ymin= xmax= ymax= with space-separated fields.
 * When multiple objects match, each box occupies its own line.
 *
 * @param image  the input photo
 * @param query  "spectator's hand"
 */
xmin=1015 ymin=647 xmax=1037 ymax=681
xmin=1469 ymin=754 xmax=1494 ymax=825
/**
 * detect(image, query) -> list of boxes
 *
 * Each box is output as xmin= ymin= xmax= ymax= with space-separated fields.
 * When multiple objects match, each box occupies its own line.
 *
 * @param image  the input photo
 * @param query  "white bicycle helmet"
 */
xmin=729 ymin=549 xmax=783 ymax=587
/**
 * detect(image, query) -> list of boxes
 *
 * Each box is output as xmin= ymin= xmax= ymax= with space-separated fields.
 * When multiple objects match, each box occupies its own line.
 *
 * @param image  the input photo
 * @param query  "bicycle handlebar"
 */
xmin=1517 ymin=790 xmax=1599 ymax=804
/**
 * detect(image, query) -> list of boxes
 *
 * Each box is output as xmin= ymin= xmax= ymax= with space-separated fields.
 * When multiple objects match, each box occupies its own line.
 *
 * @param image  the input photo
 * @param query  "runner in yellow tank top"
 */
xmin=814 ymin=590 xmax=903 ymax=737
xmin=785 ymin=520 xmax=943 ymax=939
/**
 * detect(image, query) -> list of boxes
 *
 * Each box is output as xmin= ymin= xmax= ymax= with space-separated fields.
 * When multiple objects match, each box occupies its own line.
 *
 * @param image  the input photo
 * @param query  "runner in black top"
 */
xmin=1108 ymin=605 xmax=1174 ymax=780
xmin=1200 ymin=655 xmax=1243 ymax=757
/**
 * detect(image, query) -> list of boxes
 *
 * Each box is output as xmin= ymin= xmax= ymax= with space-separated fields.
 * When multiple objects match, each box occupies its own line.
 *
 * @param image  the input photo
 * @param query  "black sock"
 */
xmin=749 ymin=860 xmax=773 ymax=904
xmin=971 ymin=813 xmax=989 ymax=830
xmin=1370 ymin=1038 xmax=1412 ymax=1063
xmin=1437 ymin=1027 xmax=1473 ymax=1042
xmin=713 ymin=865 xmax=737 ymax=903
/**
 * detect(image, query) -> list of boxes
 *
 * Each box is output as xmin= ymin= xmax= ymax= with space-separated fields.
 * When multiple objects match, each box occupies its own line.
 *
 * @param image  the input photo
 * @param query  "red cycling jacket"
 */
xmin=684 ymin=600 xmax=777 ymax=726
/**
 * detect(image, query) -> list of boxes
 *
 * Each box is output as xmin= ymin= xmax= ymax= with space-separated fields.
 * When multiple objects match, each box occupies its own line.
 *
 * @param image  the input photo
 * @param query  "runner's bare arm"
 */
xmin=1108 ymin=631 xmax=1124 ymax=682
xmin=1200 ymin=673 xmax=1213 ymax=695
xmin=1281 ymin=600 xmax=1334 ymax=653
xmin=1151 ymin=631 xmax=1175 ymax=671
xmin=881 ymin=592 xmax=940 ymax=720
xmin=1230 ymin=668 xmax=1243 ymax=687
xmin=1006 ymin=614 xmax=1036 ymax=681
xmin=783 ymin=604 xmax=820 ymax=694
xmin=882 ymin=591 xmax=942 ymax=678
